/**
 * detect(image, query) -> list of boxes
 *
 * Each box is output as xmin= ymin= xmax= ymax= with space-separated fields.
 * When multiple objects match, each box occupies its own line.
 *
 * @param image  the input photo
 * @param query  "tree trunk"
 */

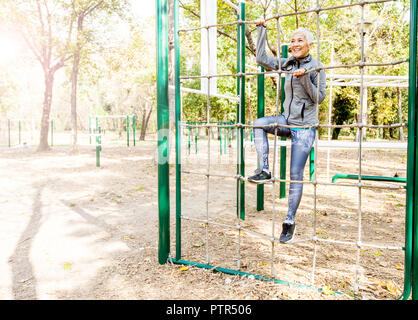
xmin=71 ymin=51 xmax=80 ymax=152
xmin=70 ymin=15 xmax=84 ymax=153
xmin=37 ymin=72 xmax=54 ymax=151
xmin=140 ymin=103 xmax=153 ymax=141
xmin=294 ymin=0 xmax=299 ymax=28
xmin=332 ymin=128 xmax=341 ymax=140
xmin=398 ymin=88 xmax=404 ymax=141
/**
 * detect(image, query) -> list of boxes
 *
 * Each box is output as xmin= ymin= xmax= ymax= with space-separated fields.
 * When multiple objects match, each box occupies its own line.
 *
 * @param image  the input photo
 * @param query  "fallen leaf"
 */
xmin=386 ymin=281 xmax=401 ymax=296
xmin=179 ymin=266 xmax=189 ymax=272
xmin=321 ymin=286 xmax=334 ymax=295
xmin=192 ymin=241 xmax=205 ymax=247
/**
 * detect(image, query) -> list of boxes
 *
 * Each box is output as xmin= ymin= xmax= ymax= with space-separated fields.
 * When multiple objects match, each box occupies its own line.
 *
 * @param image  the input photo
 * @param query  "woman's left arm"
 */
xmin=297 ymin=65 xmax=327 ymax=104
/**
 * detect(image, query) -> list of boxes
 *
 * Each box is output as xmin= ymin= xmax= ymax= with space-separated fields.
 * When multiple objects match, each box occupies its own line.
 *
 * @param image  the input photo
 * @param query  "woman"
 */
xmin=249 ymin=20 xmax=326 ymax=243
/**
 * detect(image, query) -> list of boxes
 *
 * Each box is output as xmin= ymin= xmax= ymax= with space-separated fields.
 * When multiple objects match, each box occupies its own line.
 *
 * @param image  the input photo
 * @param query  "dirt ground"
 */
xmin=0 ymin=135 xmax=409 ymax=300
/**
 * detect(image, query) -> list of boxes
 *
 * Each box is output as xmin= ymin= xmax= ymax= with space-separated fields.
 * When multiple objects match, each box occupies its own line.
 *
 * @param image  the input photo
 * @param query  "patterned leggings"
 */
xmin=253 ymin=115 xmax=316 ymax=224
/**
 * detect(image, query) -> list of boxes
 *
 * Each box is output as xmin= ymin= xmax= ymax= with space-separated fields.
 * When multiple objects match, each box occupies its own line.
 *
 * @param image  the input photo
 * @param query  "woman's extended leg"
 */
xmin=280 ymin=128 xmax=316 ymax=243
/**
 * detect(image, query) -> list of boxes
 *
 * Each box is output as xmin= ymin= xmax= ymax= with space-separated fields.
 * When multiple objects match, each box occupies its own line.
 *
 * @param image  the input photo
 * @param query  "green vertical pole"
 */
xmin=224 ymin=126 xmax=227 ymax=153
xmin=195 ymin=127 xmax=198 ymax=154
xmin=156 ymin=0 xmax=170 ymax=265
xmin=188 ymin=125 xmax=191 ymax=154
xmin=280 ymin=45 xmax=288 ymax=199
xmin=409 ymin=0 xmax=418 ymax=301
xmin=50 ymin=119 xmax=54 ymax=147
xmin=222 ymin=126 xmax=225 ymax=153
xmin=127 ymin=115 xmax=130 ymax=147
xmin=219 ymin=127 xmax=222 ymax=154
xmin=237 ymin=1 xmax=245 ymax=220
xmin=309 ymin=147 xmax=314 ymax=181
xmin=96 ymin=127 xmax=101 ymax=167
xmin=96 ymin=117 xmax=98 ymax=140
xmin=8 ymin=119 xmax=10 ymax=147
xmin=133 ymin=115 xmax=136 ymax=146
xmin=174 ymin=0 xmax=181 ymax=260
xmin=221 ymin=124 xmax=224 ymax=153
xmin=257 ymin=66 xmax=265 ymax=211
xmin=227 ymin=128 xmax=232 ymax=151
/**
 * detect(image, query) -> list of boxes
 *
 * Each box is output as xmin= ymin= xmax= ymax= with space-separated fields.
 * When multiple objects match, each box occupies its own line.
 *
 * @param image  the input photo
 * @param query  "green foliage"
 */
xmin=331 ymin=87 xmax=358 ymax=140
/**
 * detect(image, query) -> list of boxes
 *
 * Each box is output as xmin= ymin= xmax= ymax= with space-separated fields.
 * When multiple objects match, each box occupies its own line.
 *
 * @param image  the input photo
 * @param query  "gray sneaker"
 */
xmin=280 ymin=222 xmax=296 ymax=243
xmin=248 ymin=169 xmax=271 ymax=184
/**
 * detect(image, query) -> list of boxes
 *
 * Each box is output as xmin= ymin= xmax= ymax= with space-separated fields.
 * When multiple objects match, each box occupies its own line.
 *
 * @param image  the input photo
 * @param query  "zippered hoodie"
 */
xmin=256 ymin=25 xmax=327 ymax=127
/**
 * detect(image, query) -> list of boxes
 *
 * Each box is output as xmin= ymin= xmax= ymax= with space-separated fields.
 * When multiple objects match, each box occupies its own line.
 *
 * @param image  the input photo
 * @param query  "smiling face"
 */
xmin=290 ymin=32 xmax=312 ymax=59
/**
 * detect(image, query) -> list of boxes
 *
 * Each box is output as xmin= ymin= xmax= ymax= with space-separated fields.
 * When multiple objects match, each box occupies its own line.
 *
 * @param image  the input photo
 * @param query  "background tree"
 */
xmin=5 ymin=0 xmax=74 ymax=151
xmin=75 ymin=15 xmax=156 ymax=139
xmin=67 ymin=0 xmax=129 ymax=152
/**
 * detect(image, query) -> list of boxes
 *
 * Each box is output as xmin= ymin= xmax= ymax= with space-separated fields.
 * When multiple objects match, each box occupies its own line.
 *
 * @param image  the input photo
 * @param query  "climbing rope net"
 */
xmin=175 ymin=0 xmax=409 ymax=295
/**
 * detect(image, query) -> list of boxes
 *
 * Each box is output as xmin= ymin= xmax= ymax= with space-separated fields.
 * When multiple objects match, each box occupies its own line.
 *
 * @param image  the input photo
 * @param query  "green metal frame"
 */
xmin=185 ymin=121 xmax=234 ymax=155
xmin=256 ymin=44 xmax=288 ymax=209
xmin=7 ymin=119 xmax=21 ymax=147
xmin=168 ymin=257 xmax=343 ymax=295
xmin=236 ymin=1 xmax=246 ymax=220
xmin=6 ymin=118 xmax=53 ymax=148
xmin=89 ymin=115 xmax=135 ymax=147
xmin=408 ymin=0 xmax=418 ymax=300
xmin=256 ymin=65 xmax=265 ymax=211
xmin=157 ymin=0 xmax=170 ymax=265
xmin=174 ymin=0 xmax=181 ymax=261
xmin=157 ymin=0 xmax=418 ymax=300
xmin=332 ymin=174 xmax=406 ymax=185
xmin=95 ymin=126 xmax=101 ymax=167
xmin=280 ymin=45 xmax=288 ymax=198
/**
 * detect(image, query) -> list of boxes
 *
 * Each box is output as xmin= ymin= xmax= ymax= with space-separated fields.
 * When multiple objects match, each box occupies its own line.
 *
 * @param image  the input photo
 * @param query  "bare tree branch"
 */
xmin=179 ymin=0 xmax=256 ymax=56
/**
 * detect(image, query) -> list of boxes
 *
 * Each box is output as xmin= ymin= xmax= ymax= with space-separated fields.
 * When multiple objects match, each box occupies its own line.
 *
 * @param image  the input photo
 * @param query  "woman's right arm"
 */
xmin=256 ymin=24 xmax=283 ymax=70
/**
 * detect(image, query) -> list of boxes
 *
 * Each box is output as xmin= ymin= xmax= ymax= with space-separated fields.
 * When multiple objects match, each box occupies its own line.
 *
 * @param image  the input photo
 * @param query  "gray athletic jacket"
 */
xmin=256 ymin=25 xmax=326 ymax=127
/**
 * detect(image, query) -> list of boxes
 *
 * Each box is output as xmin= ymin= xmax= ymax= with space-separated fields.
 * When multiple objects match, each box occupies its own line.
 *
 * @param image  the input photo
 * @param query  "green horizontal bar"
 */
xmin=332 ymin=174 xmax=406 ymax=185
xmin=168 ymin=258 xmax=342 ymax=296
